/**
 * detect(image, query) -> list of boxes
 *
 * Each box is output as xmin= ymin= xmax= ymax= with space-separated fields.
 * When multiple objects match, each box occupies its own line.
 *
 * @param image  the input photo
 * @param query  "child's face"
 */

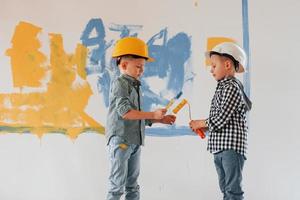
xmin=209 ymin=55 xmax=230 ymax=81
xmin=120 ymin=58 xmax=146 ymax=79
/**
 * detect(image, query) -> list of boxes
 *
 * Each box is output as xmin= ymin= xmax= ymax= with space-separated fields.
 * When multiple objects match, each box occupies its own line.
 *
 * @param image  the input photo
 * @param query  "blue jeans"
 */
xmin=107 ymin=136 xmax=141 ymax=200
xmin=213 ymin=150 xmax=245 ymax=200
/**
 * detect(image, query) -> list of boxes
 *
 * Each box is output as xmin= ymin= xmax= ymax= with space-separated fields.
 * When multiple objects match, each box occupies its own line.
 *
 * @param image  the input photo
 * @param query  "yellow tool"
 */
xmin=165 ymin=91 xmax=183 ymax=110
xmin=172 ymin=99 xmax=206 ymax=139
xmin=172 ymin=99 xmax=188 ymax=114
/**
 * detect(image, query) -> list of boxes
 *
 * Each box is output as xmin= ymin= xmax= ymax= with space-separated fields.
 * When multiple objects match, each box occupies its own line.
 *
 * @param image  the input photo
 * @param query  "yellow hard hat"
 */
xmin=112 ymin=37 xmax=154 ymax=62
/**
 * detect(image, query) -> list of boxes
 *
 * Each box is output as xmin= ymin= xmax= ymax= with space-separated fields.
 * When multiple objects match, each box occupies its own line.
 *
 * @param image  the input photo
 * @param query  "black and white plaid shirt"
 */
xmin=206 ymin=76 xmax=248 ymax=157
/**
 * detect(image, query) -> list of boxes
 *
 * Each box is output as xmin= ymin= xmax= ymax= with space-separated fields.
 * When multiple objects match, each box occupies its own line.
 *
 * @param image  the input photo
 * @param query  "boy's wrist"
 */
xmin=199 ymin=120 xmax=206 ymax=128
xmin=150 ymin=119 xmax=159 ymax=123
xmin=150 ymin=112 xmax=155 ymax=119
xmin=204 ymin=119 xmax=209 ymax=127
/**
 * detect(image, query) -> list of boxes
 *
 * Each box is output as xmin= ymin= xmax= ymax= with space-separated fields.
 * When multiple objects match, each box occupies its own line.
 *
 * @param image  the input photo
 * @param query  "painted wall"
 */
xmin=0 ymin=0 xmax=299 ymax=199
xmin=0 ymin=0 xmax=246 ymax=138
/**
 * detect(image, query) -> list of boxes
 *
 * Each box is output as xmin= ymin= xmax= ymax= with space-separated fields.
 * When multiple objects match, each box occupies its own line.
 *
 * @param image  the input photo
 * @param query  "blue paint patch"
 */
xmin=109 ymin=23 xmax=142 ymax=38
xmin=145 ymin=28 xmax=168 ymax=78
xmin=80 ymin=18 xmax=114 ymax=107
xmin=80 ymin=18 xmax=110 ymax=66
xmin=145 ymin=126 xmax=197 ymax=137
xmin=165 ymin=33 xmax=191 ymax=92
xmin=142 ymin=29 xmax=192 ymax=111
xmin=242 ymin=0 xmax=251 ymax=97
xmin=242 ymin=0 xmax=251 ymax=125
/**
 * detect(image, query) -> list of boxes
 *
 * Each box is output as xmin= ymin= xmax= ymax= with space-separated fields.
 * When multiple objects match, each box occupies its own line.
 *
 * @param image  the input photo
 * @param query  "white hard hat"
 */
xmin=205 ymin=42 xmax=247 ymax=73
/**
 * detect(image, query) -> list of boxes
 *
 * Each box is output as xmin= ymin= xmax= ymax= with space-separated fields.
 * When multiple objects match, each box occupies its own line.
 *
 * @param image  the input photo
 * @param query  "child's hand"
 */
xmin=159 ymin=115 xmax=176 ymax=125
xmin=153 ymin=108 xmax=167 ymax=120
xmin=189 ymin=120 xmax=206 ymax=132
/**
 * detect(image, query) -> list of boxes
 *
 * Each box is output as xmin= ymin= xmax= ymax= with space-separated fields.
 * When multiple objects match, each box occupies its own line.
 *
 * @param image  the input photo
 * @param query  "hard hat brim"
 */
xmin=112 ymin=54 xmax=155 ymax=62
xmin=147 ymin=57 xmax=155 ymax=62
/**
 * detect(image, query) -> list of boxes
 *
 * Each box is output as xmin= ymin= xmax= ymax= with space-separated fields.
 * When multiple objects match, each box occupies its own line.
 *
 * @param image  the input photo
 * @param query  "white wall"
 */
xmin=0 ymin=0 xmax=299 ymax=199
xmin=246 ymin=0 xmax=300 ymax=199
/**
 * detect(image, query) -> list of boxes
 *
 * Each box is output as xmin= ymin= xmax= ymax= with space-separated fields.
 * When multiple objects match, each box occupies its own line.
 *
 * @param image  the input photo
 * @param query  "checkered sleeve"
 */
xmin=208 ymin=84 xmax=242 ymax=131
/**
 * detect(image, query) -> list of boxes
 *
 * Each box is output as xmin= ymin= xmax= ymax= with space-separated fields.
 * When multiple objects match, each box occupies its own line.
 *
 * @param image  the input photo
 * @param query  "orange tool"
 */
xmin=172 ymin=99 xmax=206 ymax=139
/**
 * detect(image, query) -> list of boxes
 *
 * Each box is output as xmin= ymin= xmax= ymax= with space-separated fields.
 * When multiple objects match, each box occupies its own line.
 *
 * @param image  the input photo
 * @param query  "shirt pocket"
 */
xmin=108 ymin=136 xmax=130 ymax=159
xmin=109 ymin=135 xmax=126 ymax=146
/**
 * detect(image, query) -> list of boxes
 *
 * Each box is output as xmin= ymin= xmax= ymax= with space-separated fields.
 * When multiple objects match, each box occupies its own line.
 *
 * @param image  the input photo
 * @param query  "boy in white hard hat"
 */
xmin=106 ymin=37 xmax=176 ymax=200
xmin=189 ymin=42 xmax=252 ymax=200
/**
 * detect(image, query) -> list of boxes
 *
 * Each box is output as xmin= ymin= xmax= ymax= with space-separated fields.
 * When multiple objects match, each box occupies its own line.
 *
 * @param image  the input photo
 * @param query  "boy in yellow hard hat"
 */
xmin=189 ymin=42 xmax=252 ymax=200
xmin=106 ymin=37 xmax=176 ymax=200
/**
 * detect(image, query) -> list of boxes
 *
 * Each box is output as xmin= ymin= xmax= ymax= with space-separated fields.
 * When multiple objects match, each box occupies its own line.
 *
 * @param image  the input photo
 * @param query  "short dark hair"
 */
xmin=209 ymin=51 xmax=240 ymax=72
xmin=116 ymin=54 xmax=147 ymax=66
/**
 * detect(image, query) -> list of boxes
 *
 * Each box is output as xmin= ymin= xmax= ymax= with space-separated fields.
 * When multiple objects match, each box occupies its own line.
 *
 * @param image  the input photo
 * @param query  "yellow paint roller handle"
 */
xmin=172 ymin=99 xmax=188 ymax=114
xmin=165 ymin=99 xmax=175 ymax=110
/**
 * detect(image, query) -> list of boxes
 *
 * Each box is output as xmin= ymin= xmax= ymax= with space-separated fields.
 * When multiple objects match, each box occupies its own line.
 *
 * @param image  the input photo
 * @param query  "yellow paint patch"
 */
xmin=73 ymin=44 xmax=88 ymax=80
xmin=119 ymin=143 xmax=128 ymax=150
xmin=32 ymin=127 xmax=49 ymax=139
xmin=0 ymin=21 xmax=105 ymax=139
xmin=67 ymin=128 xmax=84 ymax=140
xmin=6 ymin=21 xmax=47 ymax=88
xmin=205 ymin=37 xmax=236 ymax=66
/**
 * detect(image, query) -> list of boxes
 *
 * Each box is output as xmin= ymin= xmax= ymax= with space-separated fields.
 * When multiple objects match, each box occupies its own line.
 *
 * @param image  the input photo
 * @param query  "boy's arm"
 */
xmin=150 ymin=115 xmax=176 ymax=125
xmin=122 ymin=109 xmax=166 ymax=120
xmin=113 ymin=79 xmax=170 ymax=122
xmin=207 ymin=84 xmax=242 ymax=131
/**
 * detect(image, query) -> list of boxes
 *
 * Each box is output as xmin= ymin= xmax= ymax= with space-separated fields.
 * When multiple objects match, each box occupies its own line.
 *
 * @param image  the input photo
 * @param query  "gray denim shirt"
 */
xmin=105 ymin=74 xmax=152 ymax=145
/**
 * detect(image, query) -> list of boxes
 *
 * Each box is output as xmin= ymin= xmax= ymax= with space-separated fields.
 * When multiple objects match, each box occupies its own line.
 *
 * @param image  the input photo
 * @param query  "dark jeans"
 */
xmin=214 ymin=150 xmax=245 ymax=200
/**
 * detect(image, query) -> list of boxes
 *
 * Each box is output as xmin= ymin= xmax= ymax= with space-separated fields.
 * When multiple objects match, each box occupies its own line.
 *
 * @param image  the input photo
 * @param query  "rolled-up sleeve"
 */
xmin=112 ymin=80 xmax=134 ymax=117
xmin=116 ymin=97 xmax=132 ymax=117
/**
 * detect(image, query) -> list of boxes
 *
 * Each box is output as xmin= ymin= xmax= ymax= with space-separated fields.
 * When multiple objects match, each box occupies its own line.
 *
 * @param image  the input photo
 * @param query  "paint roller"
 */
xmin=165 ymin=91 xmax=183 ymax=110
xmin=172 ymin=99 xmax=206 ymax=139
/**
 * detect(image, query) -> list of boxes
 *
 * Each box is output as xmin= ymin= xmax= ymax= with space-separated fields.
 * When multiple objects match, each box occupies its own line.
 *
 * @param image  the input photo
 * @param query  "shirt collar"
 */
xmin=121 ymin=74 xmax=141 ymax=87
xmin=217 ymin=76 xmax=235 ymax=86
